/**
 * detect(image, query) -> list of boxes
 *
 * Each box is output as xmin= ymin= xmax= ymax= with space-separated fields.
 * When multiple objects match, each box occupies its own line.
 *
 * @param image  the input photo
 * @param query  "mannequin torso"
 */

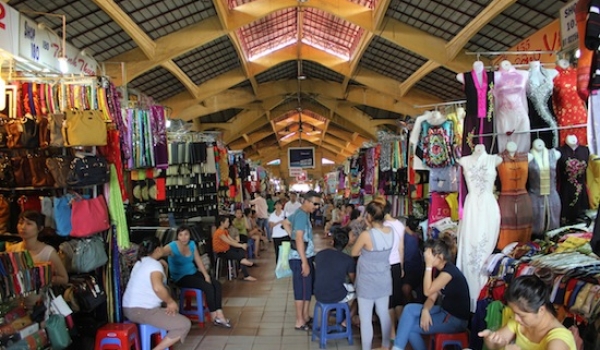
xmin=457 ymin=61 xmax=485 ymax=85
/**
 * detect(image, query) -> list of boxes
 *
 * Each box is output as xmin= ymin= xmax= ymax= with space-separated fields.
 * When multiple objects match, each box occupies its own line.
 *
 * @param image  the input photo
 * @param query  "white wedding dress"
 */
xmin=456 ymin=153 xmax=501 ymax=312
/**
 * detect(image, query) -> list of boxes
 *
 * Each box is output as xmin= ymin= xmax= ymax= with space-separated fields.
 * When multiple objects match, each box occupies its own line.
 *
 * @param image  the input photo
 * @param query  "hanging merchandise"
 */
xmin=526 ymin=61 xmax=559 ymax=148
xmin=62 ymin=109 xmax=107 ymax=147
xmin=70 ymin=195 xmax=110 ymax=237
xmin=493 ymin=61 xmax=530 ymax=153
xmin=553 ymin=62 xmax=589 ymax=146
xmin=557 ymin=140 xmax=590 ymax=225
xmin=496 ymin=146 xmax=533 ymax=249
xmin=107 ymin=164 xmax=130 ymax=250
xmin=528 ymin=140 xmax=562 ymax=235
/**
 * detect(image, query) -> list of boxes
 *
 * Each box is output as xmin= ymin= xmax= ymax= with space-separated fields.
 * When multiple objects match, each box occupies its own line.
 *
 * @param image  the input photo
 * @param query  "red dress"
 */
xmin=552 ymin=67 xmax=588 ymax=146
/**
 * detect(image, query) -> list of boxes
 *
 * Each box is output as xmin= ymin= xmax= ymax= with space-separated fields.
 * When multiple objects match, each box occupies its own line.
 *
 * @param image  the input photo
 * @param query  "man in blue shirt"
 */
xmin=283 ymin=190 xmax=322 ymax=331
xmin=314 ymin=227 xmax=356 ymax=304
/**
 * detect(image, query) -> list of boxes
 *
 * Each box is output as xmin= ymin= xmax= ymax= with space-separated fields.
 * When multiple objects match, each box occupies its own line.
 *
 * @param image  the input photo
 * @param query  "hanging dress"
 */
xmin=462 ymin=70 xmax=496 ymax=155
xmin=527 ymin=68 xmax=559 ymax=148
xmin=456 ymin=153 xmax=501 ymax=312
xmin=557 ymin=144 xmax=590 ymax=224
xmin=528 ymin=148 xmax=561 ymax=235
xmin=587 ymin=155 xmax=600 ymax=209
xmin=553 ymin=67 xmax=588 ymax=146
xmin=494 ymin=68 xmax=531 ymax=153
xmin=497 ymin=151 xmax=533 ymax=249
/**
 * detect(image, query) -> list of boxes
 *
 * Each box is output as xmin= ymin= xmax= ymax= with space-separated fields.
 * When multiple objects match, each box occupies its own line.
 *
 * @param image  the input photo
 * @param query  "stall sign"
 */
xmin=492 ymin=20 xmax=561 ymax=65
xmin=296 ymin=171 xmax=307 ymax=182
xmin=19 ymin=15 xmax=97 ymax=75
xmin=289 ymin=167 xmax=303 ymax=177
xmin=560 ymin=0 xmax=579 ymax=50
xmin=0 ymin=2 xmax=19 ymax=55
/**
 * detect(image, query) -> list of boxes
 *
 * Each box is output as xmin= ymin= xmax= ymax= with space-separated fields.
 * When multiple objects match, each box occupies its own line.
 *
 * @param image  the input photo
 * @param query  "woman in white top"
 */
xmin=269 ymin=200 xmax=290 ymax=262
xmin=122 ymin=237 xmax=191 ymax=350
xmin=383 ymin=201 xmax=405 ymax=339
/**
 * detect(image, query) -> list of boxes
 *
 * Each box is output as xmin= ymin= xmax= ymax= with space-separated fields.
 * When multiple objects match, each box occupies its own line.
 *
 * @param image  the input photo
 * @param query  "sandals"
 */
xmin=294 ymin=324 xmax=310 ymax=331
xmin=214 ymin=318 xmax=231 ymax=328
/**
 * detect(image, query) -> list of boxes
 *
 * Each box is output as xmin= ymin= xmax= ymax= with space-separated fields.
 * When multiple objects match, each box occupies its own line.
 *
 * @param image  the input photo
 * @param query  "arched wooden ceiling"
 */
xmin=8 ymin=0 xmax=566 ymax=165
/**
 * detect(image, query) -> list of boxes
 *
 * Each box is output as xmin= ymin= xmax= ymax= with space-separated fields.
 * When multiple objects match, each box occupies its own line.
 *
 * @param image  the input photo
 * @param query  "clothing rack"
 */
xmin=414 ymin=100 xmax=466 ymax=109
xmin=466 ymin=50 xmax=557 ymax=56
xmin=470 ymin=123 xmax=588 ymax=139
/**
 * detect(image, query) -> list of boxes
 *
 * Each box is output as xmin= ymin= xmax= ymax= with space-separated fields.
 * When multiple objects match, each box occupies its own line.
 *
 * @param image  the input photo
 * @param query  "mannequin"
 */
xmin=527 ymin=61 xmax=559 ymax=148
xmin=558 ymin=134 xmax=590 ymax=224
xmin=456 ymin=144 xmax=502 ymax=311
xmin=528 ymin=138 xmax=561 ymax=236
xmin=494 ymin=60 xmax=531 ymax=153
xmin=553 ymin=62 xmax=588 ymax=146
xmin=496 ymin=141 xmax=533 ymax=249
xmin=456 ymin=60 xmax=485 ymax=85
xmin=557 ymin=59 xmax=571 ymax=69
xmin=410 ymin=111 xmax=454 ymax=169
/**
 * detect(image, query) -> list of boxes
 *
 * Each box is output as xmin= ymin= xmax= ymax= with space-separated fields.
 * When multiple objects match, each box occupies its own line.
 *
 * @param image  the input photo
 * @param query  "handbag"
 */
xmin=66 ymin=156 xmax=110 ymax=187
xmin=37 ymin=115 xmax=50 ymax=148
xmin=17 ymin=195 xmax=41 ymax=212
xmin=20 ymin=116 xmax=39 ymax=149
xmin=71 ymin=235 xmax=108 ymax=273
xmin=53 ymin=195 xmax=73 ymax=237
xmin=5 ymin=120 xmax=23 ymax=149
xmin=48 ymin=114 xmax=65 ymax=147
xmin=28 ymin=155 xmax=54 ymax=187
xmin=45 ymin=314 xmax=71 ymax=350
xmin=70 ymin=275 xmax=106 ymax=312
xmin=0 ymin=157 xmax=15 ymax=187
xmin=275 ymin=242 xmax=292 ymax=279
xmin=62 ymin=110 xmax=107 ymax=147
xmin=0 ymin=195 xmax=9 ymax=233
xmin=46 ymin=156 xmax=73 ymax=188
xmin=11 ymin=157 xmax=31 ymax=187
xmin=70 ymin=195 xmax=110 ymax=237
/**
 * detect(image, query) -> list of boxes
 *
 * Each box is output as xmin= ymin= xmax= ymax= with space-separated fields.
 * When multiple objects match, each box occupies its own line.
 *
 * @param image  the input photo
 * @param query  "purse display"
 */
xmin=28 ymin=155 xmax=54 ymax=188
xmin=62 ymin=110 xmax=107 ymax=147
xmin=66 ymin=156 xmax=110 ymax=187
xmin=48 ymin=114 xmax=65 ymax=147
xmin=70 ymin=195 xmax=110 ymax=237
xmin=5 ymin=120 xmax=23 ymax=149
xmin=46 ymin=156 xmax=73 ymax=188
xmin=11 ymin=157 xmax=31 ymax=187
xmin=0 ymin=157 xmax=15 ymax=187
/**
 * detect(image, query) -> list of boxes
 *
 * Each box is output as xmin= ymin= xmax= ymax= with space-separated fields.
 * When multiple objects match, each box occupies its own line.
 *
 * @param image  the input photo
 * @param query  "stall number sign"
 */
xmin=0 ymin=2 xmax=19 ymax=55
xmin=289 ymin=168 xmax=303 ymax=177
xmin=560 ymin=0 xmax=579 ymax=49
xmin=19 ymin=16 xmax=97 ymax=75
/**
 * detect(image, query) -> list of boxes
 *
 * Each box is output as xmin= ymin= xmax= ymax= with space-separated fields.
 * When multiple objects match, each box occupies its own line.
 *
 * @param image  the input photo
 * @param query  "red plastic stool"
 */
xmin=94 ymin=323 xmax=140 ymax=350
xmin=180 ymin=288 xmax=211 ymax=326
xmin=430 ymin=331 xmax=469 ymax=350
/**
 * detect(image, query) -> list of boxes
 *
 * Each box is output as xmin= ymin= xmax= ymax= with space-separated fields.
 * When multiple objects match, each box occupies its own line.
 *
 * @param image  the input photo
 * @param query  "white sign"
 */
xmin=19 ymin=15 xmax=97 ymax=75
xmin=0 ymin=2 xmax=20 ymax=55
xmin=289 ymin=167 xmax=303 ymax=177
xmin=560 ymin=0 xmax=579 ymax=49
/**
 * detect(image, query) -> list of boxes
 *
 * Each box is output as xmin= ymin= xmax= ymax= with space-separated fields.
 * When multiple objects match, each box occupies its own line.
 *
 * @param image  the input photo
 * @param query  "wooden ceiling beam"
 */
xmin=92 ymin=0 xmax=156 ymax=60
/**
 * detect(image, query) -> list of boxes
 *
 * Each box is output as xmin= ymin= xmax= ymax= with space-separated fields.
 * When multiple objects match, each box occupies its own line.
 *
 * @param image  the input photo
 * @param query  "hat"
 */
xmin=133 ymin=185 xmax=142 ymax=201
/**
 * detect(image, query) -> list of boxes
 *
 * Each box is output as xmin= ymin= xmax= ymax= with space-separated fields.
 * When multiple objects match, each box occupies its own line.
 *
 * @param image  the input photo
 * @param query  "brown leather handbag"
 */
xmin=37 ymin=115 xmax=50 ymax=148
xmin=11 ymin=156 xmax=31 ymax=187
xmin=28 ymin=155 xmax=54 ymax=187
xmin=48 ymin=113 xmax=65 ymax=147
xmin=5 ymin=120 xmax=23 ymax=149
xmin=0 ymin=195 xmax=10 ymax=233
xmin=0 ymin=157 xmax=15 ymax=187
xmin=46 ymin=155 xmax=72 ymax=188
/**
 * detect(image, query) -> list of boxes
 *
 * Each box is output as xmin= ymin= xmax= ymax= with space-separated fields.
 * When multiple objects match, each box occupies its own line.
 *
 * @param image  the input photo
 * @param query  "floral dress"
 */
xmin=553 ymin=67 xmax=588 ymax=146
xmin=557 ymin=145 xmax=590 ymax=224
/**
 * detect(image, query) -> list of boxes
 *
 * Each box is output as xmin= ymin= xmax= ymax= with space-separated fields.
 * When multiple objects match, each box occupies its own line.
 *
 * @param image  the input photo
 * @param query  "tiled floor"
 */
xmin=177 ymin=229 xmax=383 ymax=350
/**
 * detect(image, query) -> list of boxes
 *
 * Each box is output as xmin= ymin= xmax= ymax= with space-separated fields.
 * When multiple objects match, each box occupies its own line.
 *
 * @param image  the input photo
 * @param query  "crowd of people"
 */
xmin=5 ymin=190 xmax=577 ymax=350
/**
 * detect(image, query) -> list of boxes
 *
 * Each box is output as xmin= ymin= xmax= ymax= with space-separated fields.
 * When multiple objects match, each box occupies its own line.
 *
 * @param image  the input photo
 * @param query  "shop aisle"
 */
xmin=177 ymin=228 xmax=374 ymax=350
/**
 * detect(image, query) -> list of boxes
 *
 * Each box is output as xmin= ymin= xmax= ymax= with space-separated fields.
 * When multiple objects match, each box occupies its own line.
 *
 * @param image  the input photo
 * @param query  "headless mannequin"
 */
xmin=557 ymin=59 xmax=571 ymax=70
xmin=528 ymin=61 xmax=558 ymax=84
xmin=456 ymin=60 xmax=485 ymax=85
xmin=566 ymin=134 xmax=579 ymax=149
xmin=459 ymin=144 xmax=502 ymax=167
xmin=529 ymin=138 xmax=561 ymax=163
xmin=505 ymin=141 xmax=533 ymax=162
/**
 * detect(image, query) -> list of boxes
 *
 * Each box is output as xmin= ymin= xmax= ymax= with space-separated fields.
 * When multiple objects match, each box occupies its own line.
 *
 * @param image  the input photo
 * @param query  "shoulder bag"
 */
xmin=62 ymin=110 xmax=107 ymax=147
xmin=46 ymin=156 xmax=73 ymax=188
xmin=48 ymin=114 xmax=65 ymax=147
xmin=45 ymin=314 xmax=71 ymax=350
xmin=66 ymin=155 xmax=110 ymax=187
xmin=70 ymin=195 xmax=110 ymax=237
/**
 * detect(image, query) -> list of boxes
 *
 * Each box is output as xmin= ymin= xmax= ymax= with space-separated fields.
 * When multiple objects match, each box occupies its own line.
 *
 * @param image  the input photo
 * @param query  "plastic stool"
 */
xmin=139 ymin=323 xmax=168 ymax=350
xmin=311 ymin=301 xmax=353 ymax=349
xmin=215 ymin=253 xmax=238 ymax=280
xmin=179 ymin=288 xmax=210 ymax=326
xmin=94 ymin=323 xmax=140 ymax=350
xmin=430 ymin=331 xmax=469 ymax=350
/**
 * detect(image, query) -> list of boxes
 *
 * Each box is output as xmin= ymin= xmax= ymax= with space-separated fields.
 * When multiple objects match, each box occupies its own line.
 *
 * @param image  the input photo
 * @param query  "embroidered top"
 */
xmin=418 ymin=120 xmax=455 ymax=168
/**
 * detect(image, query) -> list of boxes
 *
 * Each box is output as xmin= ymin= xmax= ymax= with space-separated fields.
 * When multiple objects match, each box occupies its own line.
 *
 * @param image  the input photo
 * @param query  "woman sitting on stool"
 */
xmin=392 ymin=236 xmax=470 ymax=350
xmin=212 ymin=216 xmax=257 ymax=281
xmin=122 ymin=237 xmax=191 ymax=350
xmin=164 ymin=225 xmax=232 ymax=328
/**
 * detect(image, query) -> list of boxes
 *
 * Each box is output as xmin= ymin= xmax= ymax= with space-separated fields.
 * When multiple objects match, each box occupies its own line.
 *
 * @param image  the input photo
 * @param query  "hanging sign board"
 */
xmin=289 ymin=167 xmax=303 ymax=177
xmin=0 ymin=2 xmax=19 ymax=55
xmin=492 ymin=20 xmax=561 ymax=65
xmin=560 ymin=0 xmax=579 ymax=50
xmin=18 ymin=15 xmax=97 ymax=75
xmin=296 ymin=171 xmax=307 ymax=182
